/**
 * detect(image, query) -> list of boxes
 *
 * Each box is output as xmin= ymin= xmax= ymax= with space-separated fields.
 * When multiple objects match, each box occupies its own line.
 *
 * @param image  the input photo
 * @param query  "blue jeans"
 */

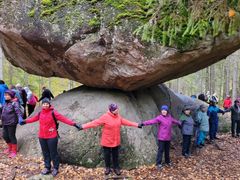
xmin=197 ymin=131 xmax=207 ymax=145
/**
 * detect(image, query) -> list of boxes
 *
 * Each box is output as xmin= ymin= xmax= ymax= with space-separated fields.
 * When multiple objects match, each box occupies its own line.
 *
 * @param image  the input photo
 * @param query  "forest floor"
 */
xmin=0 ymin=133 xmax=240 ymax=180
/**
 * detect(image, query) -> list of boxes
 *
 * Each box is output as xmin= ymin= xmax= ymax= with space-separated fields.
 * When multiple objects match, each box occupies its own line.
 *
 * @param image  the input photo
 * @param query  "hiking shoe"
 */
xmin=52 ymin=169 xmax=58 ymax=177
xmin=41 ymin=168 xmax=51 ymax=175
xmin=104 ymin=168 xmax=111 ymax=175
xmin=157 ymin=164 xmax=163 ymax=170
xmin=214 ymin=137 xmax=220 ymax=140
xmin=113 ymin=168 xmax=121 ymax=176
xmin=165 ymin=162 xmax=173 ymax=167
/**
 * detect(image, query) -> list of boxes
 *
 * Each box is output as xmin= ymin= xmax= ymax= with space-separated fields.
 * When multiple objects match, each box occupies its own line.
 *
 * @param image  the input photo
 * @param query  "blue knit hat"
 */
xmin=161 ymin=105 xmax=169 ymax=111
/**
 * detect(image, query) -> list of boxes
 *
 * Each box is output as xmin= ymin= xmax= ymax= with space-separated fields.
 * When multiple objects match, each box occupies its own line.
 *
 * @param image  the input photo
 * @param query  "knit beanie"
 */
xmin=42 ymin=98 xmax=51 ymax=105
xmin=4 ymin=90 xmax=15 ymax=99
xmin=109 ymin=103 xmax=118 ymax=112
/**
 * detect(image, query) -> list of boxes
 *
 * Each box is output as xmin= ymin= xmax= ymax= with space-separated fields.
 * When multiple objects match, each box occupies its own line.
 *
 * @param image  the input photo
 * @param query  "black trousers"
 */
xmin=231 ymin=120 xmax=240 ymax=136
xmin=157 ymin=140 xmax=170 ymax=165
xmin=23 ymin=103 xmax=27 ymax=119
xmin=182 ymin=135 xmax=192 ymax=155
xmin=3 ymin=125 xmax=17 ymax=144
xmin=27 ymin=104 xmax=36 ymax=116
xmin=103 ymin=146 xmax=119 ymax=169
xmin=39 ymin=137 xmax=59 ymax=170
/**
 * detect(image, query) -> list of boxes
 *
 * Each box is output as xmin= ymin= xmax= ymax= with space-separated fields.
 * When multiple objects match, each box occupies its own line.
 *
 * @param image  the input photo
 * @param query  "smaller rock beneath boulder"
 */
xmin=27 ymin=174 xmax=53 ymax=180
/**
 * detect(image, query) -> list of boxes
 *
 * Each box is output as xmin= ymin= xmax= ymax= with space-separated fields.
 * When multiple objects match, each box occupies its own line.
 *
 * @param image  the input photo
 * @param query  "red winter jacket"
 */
xmin=25 ymin=107 xmax=75 ymax=139
xmin=82 ymin=111 xmax=138 ymax=147
xmin=223 ymin=98 xmax=232 ymax=109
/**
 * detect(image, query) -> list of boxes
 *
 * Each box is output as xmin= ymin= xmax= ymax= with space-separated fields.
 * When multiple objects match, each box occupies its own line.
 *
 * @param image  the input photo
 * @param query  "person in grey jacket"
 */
xmin=196 ymin=104 xmax=209 ymax=147
xmin=225 ymin=100 xmax=240 ymax=137
xmin=180 ymin=106 xmax=194 ymax=158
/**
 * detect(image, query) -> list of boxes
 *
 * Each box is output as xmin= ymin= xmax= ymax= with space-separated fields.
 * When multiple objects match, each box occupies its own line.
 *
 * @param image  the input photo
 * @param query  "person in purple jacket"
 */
xmin=140 ymin=105 xmax=181 ymax=169
xmin=0 ymin=90 xmax=23 ymax=158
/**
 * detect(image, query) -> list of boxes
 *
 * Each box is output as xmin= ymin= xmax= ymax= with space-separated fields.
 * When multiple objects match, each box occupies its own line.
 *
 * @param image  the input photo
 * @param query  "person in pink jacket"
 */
xmin=79 ymin=104 xmax=141 ymax=176
xmin=141 ymin=105 xmax=181 ymax=169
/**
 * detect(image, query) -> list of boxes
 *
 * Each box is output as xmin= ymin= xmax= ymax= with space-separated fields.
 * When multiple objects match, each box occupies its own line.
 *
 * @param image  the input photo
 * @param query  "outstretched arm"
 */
xmin=53 ymin=111 xmax=75 ymax=126
xmin=218 ymin=108 xmax=225 ymax=114
xmin=172 ymin=117 xmax=181 ymax=125
xmin=142 ymin=117 xmax=160 ymax=126
xmin=121 ymin=118 xmax=138 ymax=127
xmin=25 ymin=113 xmax=39 ymax=124
xmin=82 ymin=115 xmax=105 ymax=130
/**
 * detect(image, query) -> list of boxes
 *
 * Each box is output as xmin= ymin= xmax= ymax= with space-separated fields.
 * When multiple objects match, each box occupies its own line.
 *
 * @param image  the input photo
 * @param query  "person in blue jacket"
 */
xmin=0 ymin=80 xmax=8 ymax=106
xmin=207 ymin=98 xmax=224 ymax=142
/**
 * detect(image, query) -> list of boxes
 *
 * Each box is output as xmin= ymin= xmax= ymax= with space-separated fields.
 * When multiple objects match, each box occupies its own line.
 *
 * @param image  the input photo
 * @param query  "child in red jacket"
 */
xmin=19 ymin=98 xmax=81 ymax=177
xmin=79 ymin=104 xmax=141 ymax=176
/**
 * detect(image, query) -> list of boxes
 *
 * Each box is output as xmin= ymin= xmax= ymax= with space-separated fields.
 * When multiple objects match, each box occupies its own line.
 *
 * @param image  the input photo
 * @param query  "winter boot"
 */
xmin=113 ymin=168 xmax=121 ymax=176
xmin=3 ymin=143 xmax=11 ymax=155
xmin=41 ymin=168 xmax=51 ymax=175
xmin=104 ymin=167 xmax=111 ymax=175
xmin=52 ymin=168 xmax=59 ymax=177
xmin=8 ymin=144 xmax=17 ymax=158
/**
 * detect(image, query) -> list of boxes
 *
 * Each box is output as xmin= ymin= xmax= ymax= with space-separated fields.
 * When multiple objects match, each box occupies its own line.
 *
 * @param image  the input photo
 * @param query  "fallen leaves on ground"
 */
xmin=0 ymin=134 xmax=240 ymax=179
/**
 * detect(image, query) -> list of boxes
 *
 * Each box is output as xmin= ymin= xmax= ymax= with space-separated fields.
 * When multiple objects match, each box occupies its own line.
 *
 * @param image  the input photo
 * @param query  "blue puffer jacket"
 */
xmin=207 ymin=105 xmax=224 ymax=122
xmin=180 ymin=114 xmax=194 ymax=135
xmin=0 ymin=84 xmax=8 ymax=105
xmin=0 ymin=100 xmax=22 ymax=126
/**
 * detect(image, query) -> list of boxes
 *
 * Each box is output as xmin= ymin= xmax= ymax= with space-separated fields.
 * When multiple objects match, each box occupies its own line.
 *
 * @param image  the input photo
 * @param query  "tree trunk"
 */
xmin=232 ymin=59 xmax=238 ymax=101
xmin=224 ymin=59 xmax=230 ymax=97
xmin=23 ymin=72 xmax=29 ymax=86
xmin=210 ymin=65 xmax=215 ymax=95
xmin=205 ymin=67 xmax=210 ymax=94
xmin=0 ymin=46 xmax=3 ymax=80
xmin=8 ymin=63 xmax=14 ymax=85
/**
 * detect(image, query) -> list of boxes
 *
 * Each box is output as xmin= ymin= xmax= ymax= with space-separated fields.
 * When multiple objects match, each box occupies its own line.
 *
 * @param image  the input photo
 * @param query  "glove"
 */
xmin=74 ymin=123 xmax=83 ymax=130
xmin=138 ymin=123 xmax=144 ymax=128
xmin=18 ymin=117 xmax=26 ymax=125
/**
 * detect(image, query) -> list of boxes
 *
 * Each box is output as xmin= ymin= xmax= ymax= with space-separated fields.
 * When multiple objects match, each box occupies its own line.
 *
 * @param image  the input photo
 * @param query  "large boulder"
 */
xmin=17 ymin=84 xmax=203 ymax=169
xmin=0 ymin=1 xmax=240 ymax=91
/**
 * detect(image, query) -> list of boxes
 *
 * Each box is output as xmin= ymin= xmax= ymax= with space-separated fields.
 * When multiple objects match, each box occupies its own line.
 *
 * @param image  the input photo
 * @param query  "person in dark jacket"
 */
xmin=16 ymin=84 xmax=27 ymax=119
xmin=207 ymin=98 xmax=224 ymax=142
xmin=225 ymin=100 xmax=240 ymax=137
xmin=179 ymin=106 xmax=194 ymax=158
xmin=19 ymin=98 xmax=81 ymax=177
xmin=1 ymin=90 xmax=23 ymax=158
xmin=38 ymin=87 xmax=54 ymax=102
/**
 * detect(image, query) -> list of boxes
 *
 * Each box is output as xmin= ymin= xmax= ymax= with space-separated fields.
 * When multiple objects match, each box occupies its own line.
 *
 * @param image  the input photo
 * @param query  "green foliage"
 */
xmin=105 ymin=0 xmax=240 ymax=49
xmin=88 ymin=17 xmax=100 ymax=27
xmin=28 ymin=8 xmax=35 ymax=17
xmin=3 ymin=60 xmax=79 ymax=98
xmin=27 ymin=0 xmax=240 ymax=49
xmin=41 ymin=0 xmax=53 ymax=6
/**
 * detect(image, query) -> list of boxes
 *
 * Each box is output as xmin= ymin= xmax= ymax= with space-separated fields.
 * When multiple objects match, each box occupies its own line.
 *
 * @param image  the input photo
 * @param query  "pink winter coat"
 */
xmin=82 ymin=111 xmax=138 ymax=147
xmin=143 ymin=114 xmax=180 ymax=141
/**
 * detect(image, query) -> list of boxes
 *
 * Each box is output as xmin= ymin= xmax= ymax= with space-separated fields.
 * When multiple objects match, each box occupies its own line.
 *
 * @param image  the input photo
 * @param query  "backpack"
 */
xmin=38 ymin=110 xmax=60 ymax=138
xmin=12 ymin=102 xmax=24 ymax=118
xmin=28 ymin=94 xmax=37 ymax=105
